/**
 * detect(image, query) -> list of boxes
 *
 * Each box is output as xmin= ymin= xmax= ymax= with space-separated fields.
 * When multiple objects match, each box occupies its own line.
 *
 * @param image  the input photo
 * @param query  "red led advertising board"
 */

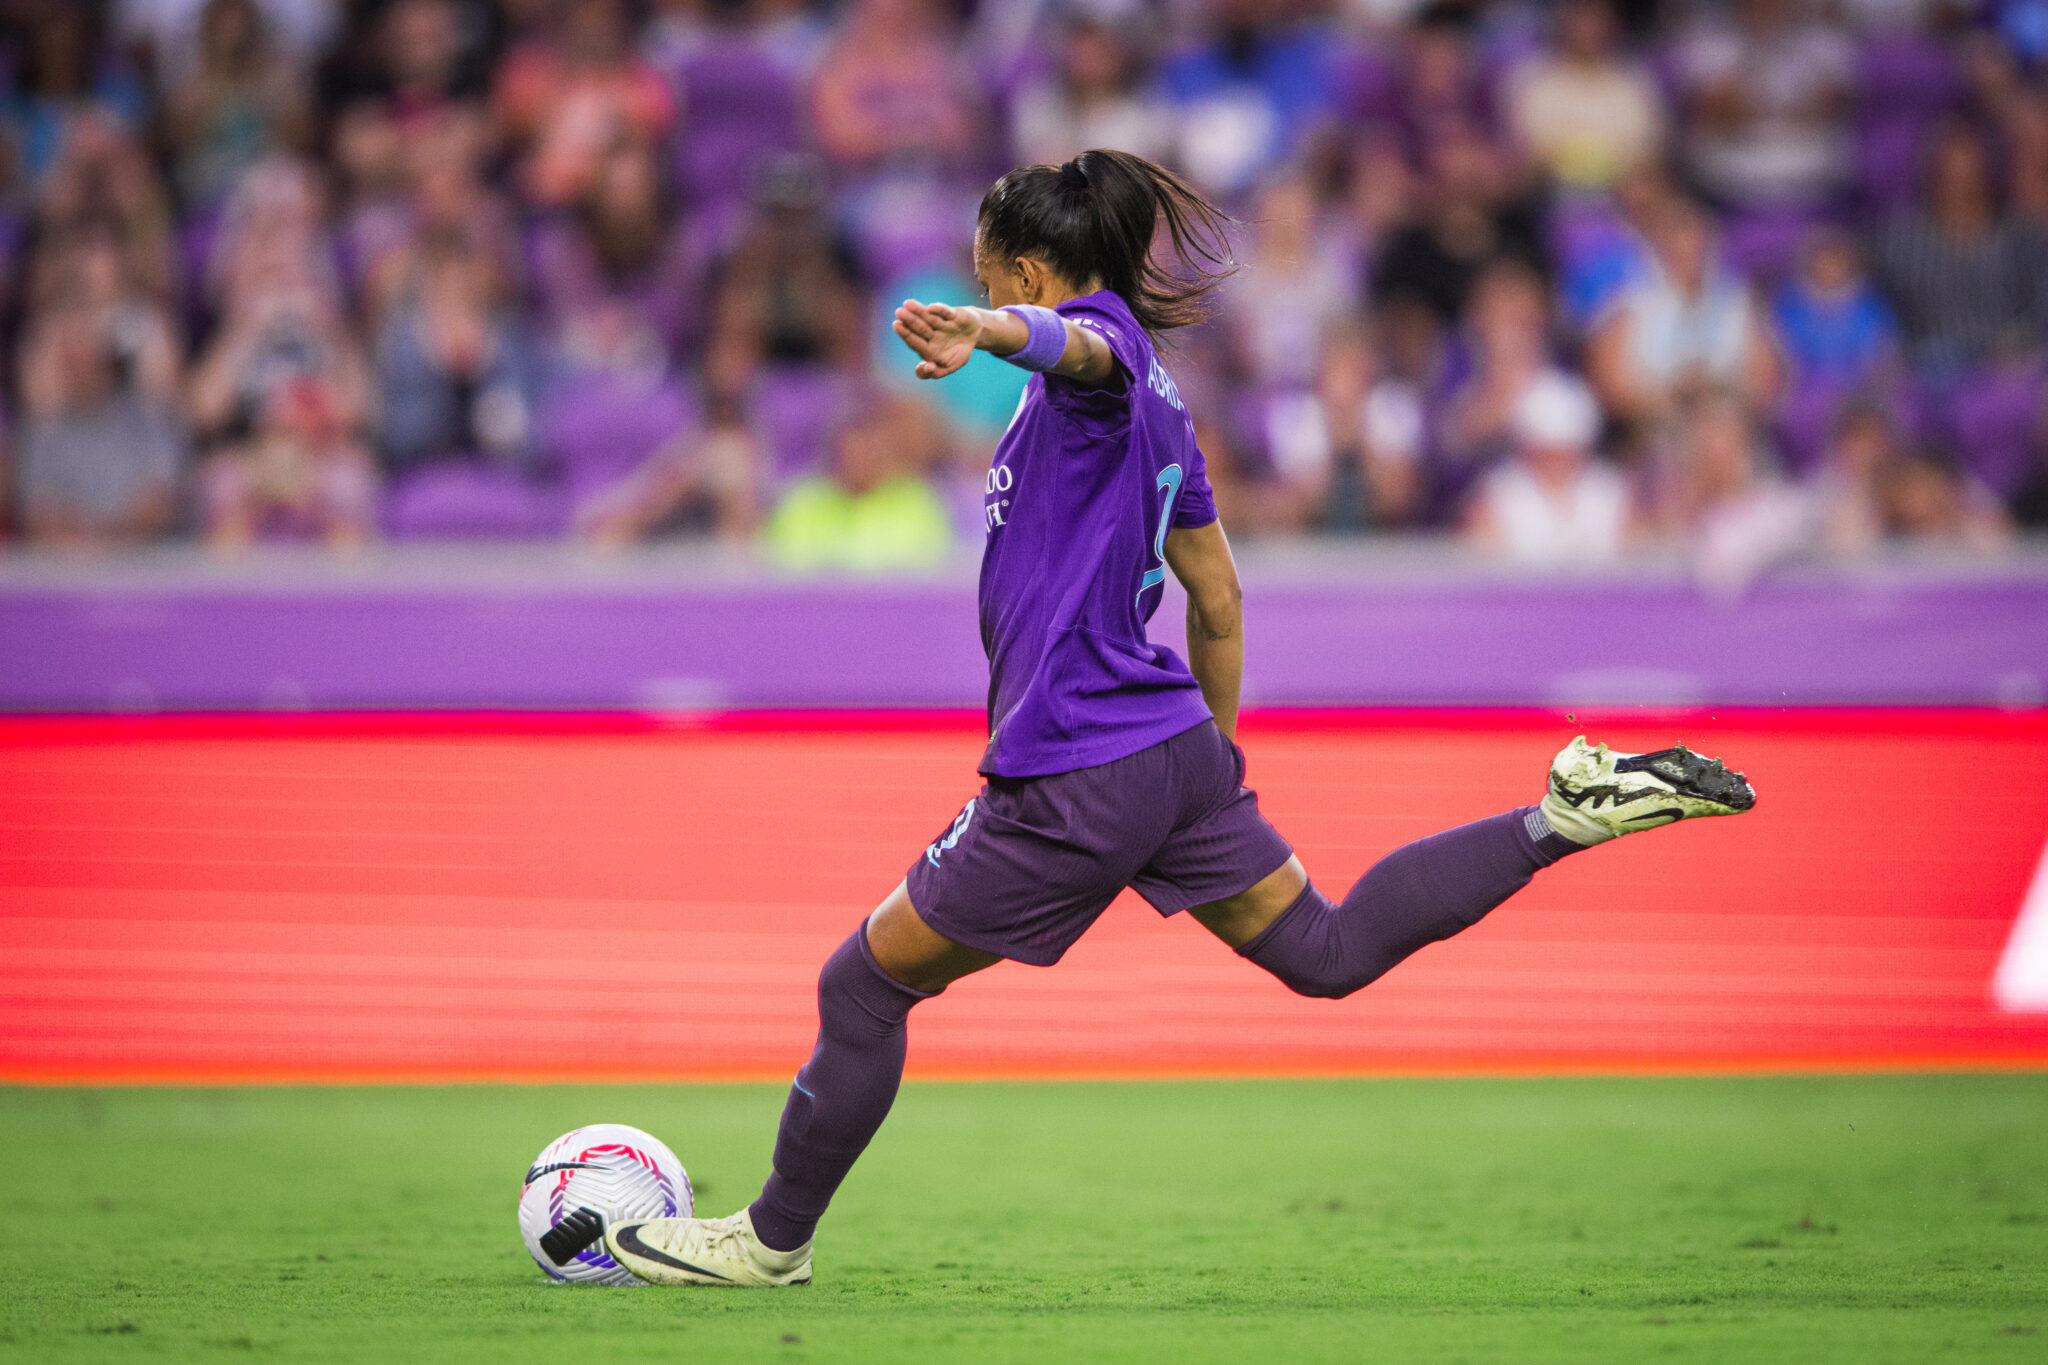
xmin=3 ymin=709 xmax=2045 ymax=1082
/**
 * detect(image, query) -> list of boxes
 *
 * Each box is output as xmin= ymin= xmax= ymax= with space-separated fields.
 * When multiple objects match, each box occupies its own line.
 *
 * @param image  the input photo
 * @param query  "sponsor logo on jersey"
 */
xmin=984 ymin=464 xmax=1014 ymax=532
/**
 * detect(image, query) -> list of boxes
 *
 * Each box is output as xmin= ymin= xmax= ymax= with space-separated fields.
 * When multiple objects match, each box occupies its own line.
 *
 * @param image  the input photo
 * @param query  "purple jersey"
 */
xmin=976 ymin=290 xmax=1218 ymax=778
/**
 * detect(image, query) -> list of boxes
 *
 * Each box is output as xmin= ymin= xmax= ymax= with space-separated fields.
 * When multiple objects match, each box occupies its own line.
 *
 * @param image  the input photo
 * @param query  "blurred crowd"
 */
xmin=2 ymin=0 xmax=2047 ymax=579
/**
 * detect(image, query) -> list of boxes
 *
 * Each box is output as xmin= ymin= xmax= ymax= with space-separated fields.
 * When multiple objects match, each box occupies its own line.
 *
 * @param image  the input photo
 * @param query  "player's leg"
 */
xmin=746 ymin=888 xmax=997 ymax=1251
xmin=604 ymin=884 xmax=996 ymax=1286
xmin=1188 ymin=736 xmax=1755 ymax=998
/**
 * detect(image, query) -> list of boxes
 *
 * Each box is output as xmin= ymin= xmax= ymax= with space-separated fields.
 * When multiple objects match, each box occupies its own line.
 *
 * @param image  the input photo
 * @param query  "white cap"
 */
xmin=1513 ymin=371 xmax=1600 ymax=451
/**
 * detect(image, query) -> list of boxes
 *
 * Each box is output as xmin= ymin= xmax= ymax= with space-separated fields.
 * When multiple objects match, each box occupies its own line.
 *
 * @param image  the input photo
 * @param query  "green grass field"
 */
xmin=2 ymin=1074 xmax=2044 ymax=1363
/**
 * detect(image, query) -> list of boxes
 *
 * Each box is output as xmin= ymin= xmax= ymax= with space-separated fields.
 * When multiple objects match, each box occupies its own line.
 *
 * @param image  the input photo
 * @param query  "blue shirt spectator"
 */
xmin=1771 ymin=230 xmax=1901 ymax=386
xmin=1161 ymin=6 xmax=1339 ymax=196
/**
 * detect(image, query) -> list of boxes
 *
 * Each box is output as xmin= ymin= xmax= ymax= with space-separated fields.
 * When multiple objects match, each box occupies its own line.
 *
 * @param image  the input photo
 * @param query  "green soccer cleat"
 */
xmin=1540 ymin=736 xmax=1756 ymax=846
xmin=604 ymin=1209 xmax=813 ymax=1287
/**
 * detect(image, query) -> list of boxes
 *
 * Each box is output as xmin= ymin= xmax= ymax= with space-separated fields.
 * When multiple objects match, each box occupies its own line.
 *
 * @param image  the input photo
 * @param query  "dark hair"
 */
xmin=975 ymin=149 xmax=1235 ymax=336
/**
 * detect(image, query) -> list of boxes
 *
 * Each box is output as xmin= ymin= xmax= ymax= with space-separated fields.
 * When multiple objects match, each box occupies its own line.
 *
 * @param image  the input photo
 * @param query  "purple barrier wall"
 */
xmin=4 ymin=550 xmax=2045 ymax=710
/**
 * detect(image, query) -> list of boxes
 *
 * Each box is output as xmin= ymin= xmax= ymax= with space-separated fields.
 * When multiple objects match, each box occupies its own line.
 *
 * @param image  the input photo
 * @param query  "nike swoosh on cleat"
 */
xmin=611 ymin=1223 xmax=734 ymax=1281
xmin=1626 ymin=808 xmax=1684 ymax=824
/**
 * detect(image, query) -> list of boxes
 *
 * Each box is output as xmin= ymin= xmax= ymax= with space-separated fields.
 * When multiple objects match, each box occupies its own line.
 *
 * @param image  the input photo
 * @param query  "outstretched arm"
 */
xmin=892 ymin=300 xmax=1116 ymax=386
xmin=1164 ymin=520 xmax=1243 ymax=741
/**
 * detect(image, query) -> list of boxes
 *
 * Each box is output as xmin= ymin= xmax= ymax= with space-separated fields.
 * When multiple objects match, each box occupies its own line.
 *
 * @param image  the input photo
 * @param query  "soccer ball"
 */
xmin=518 ymin=1123 xmax=693 ymax=1284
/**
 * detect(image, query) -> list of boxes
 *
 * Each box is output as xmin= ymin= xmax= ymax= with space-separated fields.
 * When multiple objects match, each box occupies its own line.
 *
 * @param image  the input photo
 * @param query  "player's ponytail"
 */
xmin=976 ymin=149 xmax=1236 ymax=336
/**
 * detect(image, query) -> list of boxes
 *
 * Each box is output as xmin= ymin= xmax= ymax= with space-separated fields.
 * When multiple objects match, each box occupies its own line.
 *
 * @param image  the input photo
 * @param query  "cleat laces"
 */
xmin=674 ymin=1216 xmax=753 ymax=1264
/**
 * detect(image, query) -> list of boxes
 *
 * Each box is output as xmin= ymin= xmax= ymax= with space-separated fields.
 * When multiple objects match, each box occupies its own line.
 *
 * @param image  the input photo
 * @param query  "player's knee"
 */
xmin=1250 ymin=950 xmax=1369 ymax=1000
xmin=815 ymin=929 xmax=922 ymax=1035
xmin=1276 ymin=963 xmax=1382 ymax=1001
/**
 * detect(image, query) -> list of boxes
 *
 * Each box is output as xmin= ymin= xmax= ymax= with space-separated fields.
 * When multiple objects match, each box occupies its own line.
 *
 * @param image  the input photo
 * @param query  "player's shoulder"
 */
xmin=1057 ymin=290 xmax=1150 ymax=368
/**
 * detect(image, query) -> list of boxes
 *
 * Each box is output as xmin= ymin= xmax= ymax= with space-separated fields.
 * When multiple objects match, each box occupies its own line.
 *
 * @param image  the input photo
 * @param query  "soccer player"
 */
xmin=600 ymin=151 xmax=1755 ymax=1286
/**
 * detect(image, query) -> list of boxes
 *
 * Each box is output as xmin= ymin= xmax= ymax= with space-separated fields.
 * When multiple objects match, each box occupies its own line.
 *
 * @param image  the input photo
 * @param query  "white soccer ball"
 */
xmin=518 ymin=1123 xmax=693 ymax=1284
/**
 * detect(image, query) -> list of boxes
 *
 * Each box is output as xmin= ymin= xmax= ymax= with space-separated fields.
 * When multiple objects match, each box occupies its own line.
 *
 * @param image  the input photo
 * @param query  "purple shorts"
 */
xmin=904 ymin=720 xmax=1294 ymax=966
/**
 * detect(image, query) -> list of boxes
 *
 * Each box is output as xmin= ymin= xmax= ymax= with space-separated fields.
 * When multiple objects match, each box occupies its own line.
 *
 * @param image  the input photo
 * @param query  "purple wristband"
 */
xmin=998 ymin=305 xmax=1068 ymax=372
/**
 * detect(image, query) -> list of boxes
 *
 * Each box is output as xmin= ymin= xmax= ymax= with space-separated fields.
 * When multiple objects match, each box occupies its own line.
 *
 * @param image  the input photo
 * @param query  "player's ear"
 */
xmin=1014 ymin=255 xmax=1050 ymax=304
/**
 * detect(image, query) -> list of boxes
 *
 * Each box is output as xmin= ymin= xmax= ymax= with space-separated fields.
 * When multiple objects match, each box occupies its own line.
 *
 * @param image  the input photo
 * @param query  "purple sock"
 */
xmin=748 ymin=927 xmax=934 ymax=1253
xmin=1239 ymin=806 xmax=1580 ymax=999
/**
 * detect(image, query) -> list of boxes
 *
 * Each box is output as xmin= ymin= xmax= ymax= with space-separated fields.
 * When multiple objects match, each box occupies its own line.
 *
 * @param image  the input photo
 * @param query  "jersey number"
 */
xmin=1138 ymin=463 xmax=1185 ymax=607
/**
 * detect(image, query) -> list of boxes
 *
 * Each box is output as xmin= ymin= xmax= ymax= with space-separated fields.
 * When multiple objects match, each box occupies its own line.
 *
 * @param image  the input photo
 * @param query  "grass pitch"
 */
xmin=2 ymin=1075 xmax=2043 ymax=1363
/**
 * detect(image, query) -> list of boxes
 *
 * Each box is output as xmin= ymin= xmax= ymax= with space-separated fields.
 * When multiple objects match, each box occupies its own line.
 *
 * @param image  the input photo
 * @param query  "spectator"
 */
xmin=1503 ymin=0 xmax=1664 ymax=193
xmin=16 ymin=222 xmax=186 ymax=547
xmin=2009 ymin=395 xmax=2048 ymax=529
xmin=187 ymin=190 xmax=375 ymax=536
xmin=808 ymin=0 xmax=977 ymax=174
xmin=0 ymin=0 xmax=2030 ymax=561
xmin=1162 ymin=0 xmax=1340 ymax=197
xmin=1438 ymin=257 xmax=1559 ymax=498
xmin=546 ymin=298 xmax=750 ymax=547
xmin=1963 ymin=41 xmax=2048 ymax=227
xmin=32 ymin=112 xmax=178 ymax=305
xmin=1659 ymin=389 xmax=1810 ymax=593
xmin=1554 ymin=162 xmax=1671 ymax=330
xmin=763 ymin=388 xmax=952 ymax=572
xmin=704 ymin=155 xmax=866 ymax=414
xmin=1771 ymin=227 xmax=1902 ymax=388
xmin=348 ymin=107 xmax=519 ymax=331
xmin=1334 ymin=126 xmax=1416 ymax=266
xmin=0 ymin=3 xmax=150 ymax=190
xmin=495 ymin=0 xmax=675 ymax=208
xmin=1879 ymin=450 xmax=2014 ymax=548
xmin=2003 ymin=88 xmax=2048 ymax=228
xmin=165 ymin=0 xmax=311 ymax=209
xmin=117 ymin=0 xmax=338 ymax=89
xmin=1869 ymin=121 xmax=2048 ymax=373
xmin=1393 ymin=2 xmax=1492 ymax=162
xmin=341 ymin=0 xmax=495 ymax=127
xmin=1227 ymin=173 xmax=1360 ymax=395
xmin=199 ymin=156 xmax=339 ymax=320
xmin=1809 ymin=400 xmax=1902 ymax=556
xmin=374 ymin=231 xmax=544 ymax=477
xmin=1836 ymin=0 xmax=1968 ymax=32
xmin=807 ymin=0 xmax=981 ymax=276
xmin=1587 ymin=197 xmax=1780 ymax=426
xmin=1463 ymin=370 xmax=1632 ymax=565
xmin=1371 ymin=118 xmax=1546 ymax=326
xmin=1258 ymin=318 xmax=1426 ymax=533
xmin=1674 ymin=0 xmax=1854 ymax=208
xmin=528 ymin=137 xmax=702 ymax=357
xmin=1008 ymin=13 xmax=1170 ymax=169
xmin=201 ymin=374 xmax=378 ymax=551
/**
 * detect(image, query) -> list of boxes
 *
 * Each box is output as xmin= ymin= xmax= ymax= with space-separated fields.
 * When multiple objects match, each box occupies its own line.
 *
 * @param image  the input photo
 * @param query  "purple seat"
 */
xmin=1853 ymin=36 xmax=1962 ymax=210
xmin=1335 ymin=42 xmax=1401 ymax=126
xmin=1721 ymin=207 xmax=1826 ymax=285
xmin=1226 ymin=389 xmax=1284 ymax=483
xmin=541 ymin=372 xmax=698 ymax=513
xmin=1857 ymin=37 xmax=1962 ymax=119
xmin=751 ymin=366 xmax=856 ymax=485
xmin=178 ymin=208 xmax=225 ymax=335
xmin=842 ymin=172 xmax=979 ymax=281
xmin=1944 ymin=371 xmax=2043 ymax=498
xmin=381 ymin=461 xmax=567 ymax=539
xmin=670 ymin=41 xmax=801 ymax=211
xmin=1856 ymin=116 xmax=1934 ymax=210
xmin=1776 ymin=378 xmax=1929 ymax=475
xmin=1775 ymin=377 xmax=1850 ymax=475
